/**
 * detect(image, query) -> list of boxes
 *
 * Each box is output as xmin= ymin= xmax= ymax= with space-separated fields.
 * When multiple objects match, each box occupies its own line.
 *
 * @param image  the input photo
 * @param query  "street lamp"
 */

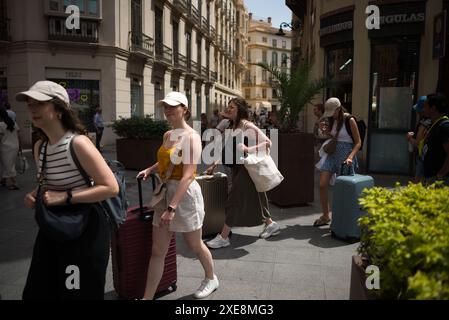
xmin=276 ymin=20 xmax=302 ymax=36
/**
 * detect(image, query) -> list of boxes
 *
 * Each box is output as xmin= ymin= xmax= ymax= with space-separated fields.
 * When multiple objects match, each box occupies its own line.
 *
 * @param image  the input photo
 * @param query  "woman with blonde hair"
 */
xmin=137 ymin=92 xmax=218 ymax=300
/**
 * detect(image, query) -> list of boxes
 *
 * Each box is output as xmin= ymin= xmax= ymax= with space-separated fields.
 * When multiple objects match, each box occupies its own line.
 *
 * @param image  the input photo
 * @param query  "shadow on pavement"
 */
xmin=264 ymin=224 xmax=353 ymax=249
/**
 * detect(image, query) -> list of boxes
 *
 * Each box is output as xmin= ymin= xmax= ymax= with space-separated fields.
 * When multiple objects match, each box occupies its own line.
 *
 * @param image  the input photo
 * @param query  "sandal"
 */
xmin=313 ymin=216 xmax=331 ymax=227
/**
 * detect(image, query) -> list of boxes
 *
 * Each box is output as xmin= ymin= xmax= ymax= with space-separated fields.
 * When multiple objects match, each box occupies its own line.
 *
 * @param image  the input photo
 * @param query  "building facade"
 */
xmin=287 ymin=0 xmax=449 ymax=175
xmin=0 ymin=0 xmax=248 ymax=147
xmin=243 ymin=14 xmax=292 ymax=114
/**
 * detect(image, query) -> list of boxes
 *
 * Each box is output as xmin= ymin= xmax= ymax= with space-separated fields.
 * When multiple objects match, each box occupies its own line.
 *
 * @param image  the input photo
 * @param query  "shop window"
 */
xmin=47 ymin=0 xmax=100 ymax=17
xmin=272 ymin=52 xmax=278 ymax=66
xmin=325 ymin=45 xmax=353 ymax=112
xmin=245 ymin=89 xmax=250 ymax=100
xmin=368 ymin=37 xmax=420 ymax=174
xmin=48 ymin=78 xmax=100 ymax=131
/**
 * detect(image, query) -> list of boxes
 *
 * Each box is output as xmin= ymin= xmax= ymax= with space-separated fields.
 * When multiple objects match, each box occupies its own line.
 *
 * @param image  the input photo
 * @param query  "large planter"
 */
xmin=116 ymin=138 xmax=162 ymax=170
xmin=349 ymin=255 xmax=376 ymax=300
xmin=268 ymin=132 xmax=314 ymax=207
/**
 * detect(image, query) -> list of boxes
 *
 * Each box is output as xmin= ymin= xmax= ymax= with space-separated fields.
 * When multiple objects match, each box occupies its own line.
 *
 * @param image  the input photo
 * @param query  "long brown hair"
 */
xmin=328 ymin=106 xmax=347 ymax=132
xmin=228 ymin=97 xmax=249 ymax=129
xmin=35 ymin=98 xmax=87 ymax=141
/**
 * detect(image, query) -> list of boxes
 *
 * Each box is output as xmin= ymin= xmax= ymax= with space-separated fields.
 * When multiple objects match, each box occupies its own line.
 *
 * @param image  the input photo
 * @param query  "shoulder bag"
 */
xmin=35 ymin=140 xmax=92 ymax=242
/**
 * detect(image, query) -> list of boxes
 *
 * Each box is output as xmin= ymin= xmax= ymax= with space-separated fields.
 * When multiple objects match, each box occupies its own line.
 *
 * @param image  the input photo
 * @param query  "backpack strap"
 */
xmin=69 ymin=135 xmax=92 ymax=187
xmin=344 ymin=114 xmax=355 ymax=141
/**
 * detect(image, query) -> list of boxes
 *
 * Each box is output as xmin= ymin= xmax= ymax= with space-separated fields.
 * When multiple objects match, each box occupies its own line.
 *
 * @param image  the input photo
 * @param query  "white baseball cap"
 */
xmin=16 ymin=81 xmax=70 ymax=106
xmin=156 ymin=92 xmax=189 ymax=108
xmin=323 ymin=97 xmax=342 ymax=117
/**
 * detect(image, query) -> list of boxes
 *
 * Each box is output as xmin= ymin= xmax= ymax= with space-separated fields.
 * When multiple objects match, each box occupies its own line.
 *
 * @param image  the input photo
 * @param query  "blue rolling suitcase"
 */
xmin=331 ymin=165 xmax=374 ymax=241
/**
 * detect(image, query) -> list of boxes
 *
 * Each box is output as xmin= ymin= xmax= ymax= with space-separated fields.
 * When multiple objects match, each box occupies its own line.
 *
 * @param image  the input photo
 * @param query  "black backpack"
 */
xmin=69 ymin=137 xmax=128 ymax=230
xmin=345 ymin=114 xmax=367 ymax=148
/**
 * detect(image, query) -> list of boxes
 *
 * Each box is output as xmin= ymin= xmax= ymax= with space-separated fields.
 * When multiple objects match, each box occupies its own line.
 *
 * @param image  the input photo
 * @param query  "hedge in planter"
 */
xmin=358 ymin=183 xmax=449 ymax=300
xmin=111 ymin=116 xmax=170 ymax=170
xmin=111 ymin=115 xmax=169 ymax=140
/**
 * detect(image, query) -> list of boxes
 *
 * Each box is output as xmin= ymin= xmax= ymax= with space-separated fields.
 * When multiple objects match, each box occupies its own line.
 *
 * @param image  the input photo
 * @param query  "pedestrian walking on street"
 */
xmin=421 ymin=93 xmax=449 ymax=185
xmin=137 ymin=92 xmax=219 ymax=300
xmin=205 ymin=98 xmax=280 ymax=249
xmin=0 ymin=109 xmax=21 ymax=190
xmin=314 ymin=98 xmax=362 ymax=227
xmin=406 ymin=96 xmax=432 ymax=184
xmin=93 ymin=107 xmax=104 ymax=152
xmin=17 ymin=81 xmax=119 ymax=300
xmin=209 ymin=109 xmax=220 ymax=129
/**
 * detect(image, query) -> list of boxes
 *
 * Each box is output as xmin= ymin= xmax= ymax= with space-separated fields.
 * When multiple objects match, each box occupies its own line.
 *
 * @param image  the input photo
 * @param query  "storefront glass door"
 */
xmin=368 ymin=37 xmax=420 ymax=174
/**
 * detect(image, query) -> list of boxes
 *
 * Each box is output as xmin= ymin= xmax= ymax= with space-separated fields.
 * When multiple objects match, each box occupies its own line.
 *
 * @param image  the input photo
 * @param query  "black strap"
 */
xmin=38 ymin=141 xmax=49 ymax=185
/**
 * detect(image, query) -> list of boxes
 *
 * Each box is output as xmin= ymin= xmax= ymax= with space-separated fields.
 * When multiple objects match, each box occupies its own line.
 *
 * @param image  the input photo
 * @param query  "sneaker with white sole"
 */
xmin=206 ymin=234 xmax=230 ymax=249
xmin=259 ymin=222 xmax=280 ymax=239
xmin=193 ymin=274 xmax=219 ymax=299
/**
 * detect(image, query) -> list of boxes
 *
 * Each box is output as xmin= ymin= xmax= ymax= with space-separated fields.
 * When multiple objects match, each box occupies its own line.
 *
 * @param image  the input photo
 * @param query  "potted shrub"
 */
xmin=111 ymin=115 xmax=170 ymax=170
xmin=351 ymin=183 xmax=449 ymax=300
xmin=254 ymin=61 xmax=328 ymax=206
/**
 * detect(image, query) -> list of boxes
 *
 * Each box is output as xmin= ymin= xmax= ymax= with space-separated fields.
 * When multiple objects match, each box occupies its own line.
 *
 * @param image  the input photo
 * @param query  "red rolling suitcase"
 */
xmin=111 ymin=176 xmax=177 ymax=299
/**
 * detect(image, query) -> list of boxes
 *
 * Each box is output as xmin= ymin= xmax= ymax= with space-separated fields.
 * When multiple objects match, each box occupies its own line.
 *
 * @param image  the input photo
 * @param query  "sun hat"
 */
xmin=323 ymin=97 xmax=342 ymax=118
xmin=16 ymin=81 xmax=70 ymax=106
xmin=156 ymin=92 xmax=189 ymax=109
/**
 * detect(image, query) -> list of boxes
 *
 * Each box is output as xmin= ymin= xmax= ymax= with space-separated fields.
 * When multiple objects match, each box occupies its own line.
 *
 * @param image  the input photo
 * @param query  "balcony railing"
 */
xmin=174 ymin=52 xmax=187 ymax=71
xmin=129 ymin=31 xmax=154 ymax=57
xmin=210 ymin=71 xmax=218 ymax=82
xmin=173 ymin=0 xmax=188 ymax=13
xmin=190 ymin=6 xmax=200 ymax=25
xmin=201 ymin=66 xmax=208 ymax=79
xmin=200 ymin=17 xmax=209 ymax=34
xmin=48 ymin=17 xmax=99 ymax=43
xmin=155 ymin=43 xmax=173 ymax=65
xmin=210 ymin=26 xmax=216 ymax=40
xmin=0 ymin=19 xmax=11 ymax=42
xmin=188 ymin=60 xmax=199 ymax=76
xmin=242 ymin=79 xmax=252 ymax=86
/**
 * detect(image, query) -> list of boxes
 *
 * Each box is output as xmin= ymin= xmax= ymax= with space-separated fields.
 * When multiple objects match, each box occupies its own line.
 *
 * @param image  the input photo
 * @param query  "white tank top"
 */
xmin=37 ymin=132 xmax=89 ymax=191
xmin=331 ymin=121 xmax=353 ymax=144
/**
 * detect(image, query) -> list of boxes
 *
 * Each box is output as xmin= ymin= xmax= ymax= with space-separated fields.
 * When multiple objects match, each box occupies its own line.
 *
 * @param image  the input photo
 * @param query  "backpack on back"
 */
xmin=69 ymin=137 xmax=128 ymax=230
xmin=344 ymin=114 xmax=367 ymax=148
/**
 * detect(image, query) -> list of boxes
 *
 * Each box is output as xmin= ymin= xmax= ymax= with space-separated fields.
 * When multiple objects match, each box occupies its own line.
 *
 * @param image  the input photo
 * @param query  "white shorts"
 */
xmin=153 ymin=179 xmax=205 ymax=233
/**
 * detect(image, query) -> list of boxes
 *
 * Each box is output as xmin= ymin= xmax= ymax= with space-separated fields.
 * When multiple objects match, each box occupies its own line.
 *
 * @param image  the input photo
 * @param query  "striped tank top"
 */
xmin=37 ymin=132 xmax=89 ymax=191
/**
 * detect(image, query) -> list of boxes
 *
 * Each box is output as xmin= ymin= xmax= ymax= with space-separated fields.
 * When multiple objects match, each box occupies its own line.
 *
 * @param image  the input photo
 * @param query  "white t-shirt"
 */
xmin=0 ymin=122 xmax=20 ymax=149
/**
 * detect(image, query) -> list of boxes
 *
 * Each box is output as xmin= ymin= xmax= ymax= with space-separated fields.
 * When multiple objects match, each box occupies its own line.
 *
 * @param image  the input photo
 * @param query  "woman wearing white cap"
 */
xmin=17 ymin=81 xmax=119 ymax=300
xmin=314 ymin=97 xmax=362 ymax=227
xmin=137 ymin=92 xmax=218 ymax=300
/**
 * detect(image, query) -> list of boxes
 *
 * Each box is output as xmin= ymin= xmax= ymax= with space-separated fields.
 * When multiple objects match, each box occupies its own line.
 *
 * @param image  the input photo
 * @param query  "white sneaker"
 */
xmin=193 ymin=274 xmax=219 ymax=299
xmin=206 ymin=234 xmax=230 ymax=249
xmin=259 ymin=222 xmax=280 ymax=239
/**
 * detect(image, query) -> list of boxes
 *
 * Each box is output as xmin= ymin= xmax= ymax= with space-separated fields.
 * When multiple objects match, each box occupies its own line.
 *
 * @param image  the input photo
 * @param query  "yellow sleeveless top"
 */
xmin=157 ymin=145 xmax=196 ymax=180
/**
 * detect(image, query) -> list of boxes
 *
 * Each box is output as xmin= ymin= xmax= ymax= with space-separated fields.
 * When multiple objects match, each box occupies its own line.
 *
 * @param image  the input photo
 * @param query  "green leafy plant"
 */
xmin=110 ymin=115 xmax=170 ymax=139
xmin=358 ymin=183 xmax=449 ymax=300
xmin=254 ymin=60 xmax=329 ymax=132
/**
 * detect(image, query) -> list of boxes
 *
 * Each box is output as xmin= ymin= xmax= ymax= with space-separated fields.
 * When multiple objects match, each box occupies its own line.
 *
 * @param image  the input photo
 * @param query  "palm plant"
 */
xmin=254 ymin=60 xmax=329 ymax=132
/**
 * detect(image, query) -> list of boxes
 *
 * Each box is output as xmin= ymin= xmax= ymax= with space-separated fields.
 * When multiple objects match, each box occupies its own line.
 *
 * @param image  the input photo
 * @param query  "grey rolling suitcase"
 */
xmin=196 ymin=173 xmax=228 ymax=238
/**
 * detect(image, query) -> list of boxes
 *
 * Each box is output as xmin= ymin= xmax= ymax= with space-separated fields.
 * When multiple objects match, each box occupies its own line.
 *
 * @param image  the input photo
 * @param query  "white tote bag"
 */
xmin=242 ymin=151 xmax=284 ymax=192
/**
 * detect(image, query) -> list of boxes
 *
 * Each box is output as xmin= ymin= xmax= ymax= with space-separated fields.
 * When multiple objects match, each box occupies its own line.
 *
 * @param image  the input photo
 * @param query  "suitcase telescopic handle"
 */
xmin=136 ymin=176 xmax=155 ymax=222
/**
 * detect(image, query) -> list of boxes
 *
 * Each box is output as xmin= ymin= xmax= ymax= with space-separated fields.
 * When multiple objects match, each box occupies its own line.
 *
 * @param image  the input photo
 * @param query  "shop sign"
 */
xmin=320 ymin=21 xmax=353 ymax=36
xmin=380 ymin=13 xmax=425 ymax=25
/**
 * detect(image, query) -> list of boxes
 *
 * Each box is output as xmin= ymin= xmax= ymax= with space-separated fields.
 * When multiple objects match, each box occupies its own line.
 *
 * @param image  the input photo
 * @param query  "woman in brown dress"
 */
xmin=205 ymin=98 xmax=280 ymax=249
